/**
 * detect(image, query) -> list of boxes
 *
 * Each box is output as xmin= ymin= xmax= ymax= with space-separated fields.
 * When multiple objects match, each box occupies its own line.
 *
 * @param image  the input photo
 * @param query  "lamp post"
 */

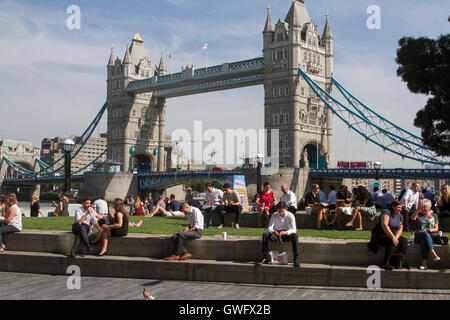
xmin=374 ymin=161 xmax=382 ymax=181
xmin=256 ymin=153 xmax=264 ymax=194
xmin=61 ymin=139 xmax=75 ymax=193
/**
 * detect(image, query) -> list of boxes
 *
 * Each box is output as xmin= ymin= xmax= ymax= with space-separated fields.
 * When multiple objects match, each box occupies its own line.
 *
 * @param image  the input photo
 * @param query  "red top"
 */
xmin=259 ymin=191 xmax=274 ymax=207
xmin=135 ymin=204 xmax=145 ymax=216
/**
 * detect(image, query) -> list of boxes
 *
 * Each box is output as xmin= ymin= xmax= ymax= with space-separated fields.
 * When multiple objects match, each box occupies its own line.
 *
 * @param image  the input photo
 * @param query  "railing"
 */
xmin=309 ymin=168 xmax=450 ymax=179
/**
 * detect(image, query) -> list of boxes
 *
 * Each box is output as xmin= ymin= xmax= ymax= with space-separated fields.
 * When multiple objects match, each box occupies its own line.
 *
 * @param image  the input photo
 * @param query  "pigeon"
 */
xmin=143 ymin=288 xmax=155 ymax=300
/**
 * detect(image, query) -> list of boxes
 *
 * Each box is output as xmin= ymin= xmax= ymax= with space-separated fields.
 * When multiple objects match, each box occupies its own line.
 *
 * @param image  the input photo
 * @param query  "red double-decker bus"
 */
xmin=337 ymin=161 xmax=369 ymax=169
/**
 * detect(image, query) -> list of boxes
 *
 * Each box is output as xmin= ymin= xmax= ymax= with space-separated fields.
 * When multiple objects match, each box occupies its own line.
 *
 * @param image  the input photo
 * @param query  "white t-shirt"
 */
xmin=401 ymin=189 xmax=420 ymax=210
xmin=2 ymin=204 xmax=22 ymax=231
xmin=187 ymin=206 xmax=204 ymax=231
xmin=94 ymin=199 xmax=109 ymax=215
xmin=280 ymin=191 xmax=297 ymax=208
xmin=204 ymin=188 xmax=224 ymax=205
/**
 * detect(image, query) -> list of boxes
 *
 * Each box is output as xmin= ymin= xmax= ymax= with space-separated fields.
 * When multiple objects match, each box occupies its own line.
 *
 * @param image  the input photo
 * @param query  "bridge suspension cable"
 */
xmin=298 ymin=66 xmax=450 ymax=166
xmin=2 ymin=102 xmax=108 ymax=177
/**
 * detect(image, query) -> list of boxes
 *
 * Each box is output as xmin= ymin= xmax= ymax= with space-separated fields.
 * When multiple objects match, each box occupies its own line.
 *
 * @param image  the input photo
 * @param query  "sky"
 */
xmin=0 ymin=0 xmax=449 ymax=168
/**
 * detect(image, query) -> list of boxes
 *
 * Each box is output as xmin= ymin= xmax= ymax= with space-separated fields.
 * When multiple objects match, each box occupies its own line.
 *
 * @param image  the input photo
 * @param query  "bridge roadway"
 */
xmin=126 ymin=57 xmax=264 ymax=98
xmin=2 ymin=168 xmax=450 ymax=188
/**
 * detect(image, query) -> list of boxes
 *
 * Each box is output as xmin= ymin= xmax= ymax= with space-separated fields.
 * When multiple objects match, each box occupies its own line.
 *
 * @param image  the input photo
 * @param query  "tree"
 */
xmin=395 ymin=33 xmax=450 ymax=156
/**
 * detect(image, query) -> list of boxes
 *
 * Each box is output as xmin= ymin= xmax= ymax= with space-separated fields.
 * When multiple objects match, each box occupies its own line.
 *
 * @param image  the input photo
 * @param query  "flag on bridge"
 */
xmin=202 ymin=42 xmax=208 ymax=50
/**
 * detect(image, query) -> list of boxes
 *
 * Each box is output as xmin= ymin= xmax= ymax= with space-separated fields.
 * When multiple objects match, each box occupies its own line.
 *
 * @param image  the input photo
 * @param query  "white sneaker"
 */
xmin=218 ymin=224 xmax=223 ymax=229
xmin=420 ymin=265 xmax=428 ymax=270
xmin=235 ymin=224 xmax=240 ymax=229
xmin=433 ymin=256 xmax=441 ymax=262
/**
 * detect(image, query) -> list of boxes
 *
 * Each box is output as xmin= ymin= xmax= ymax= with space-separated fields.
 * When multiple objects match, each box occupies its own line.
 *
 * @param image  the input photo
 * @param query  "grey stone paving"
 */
xmin=0 ymin=272 xmax=449 ymax=300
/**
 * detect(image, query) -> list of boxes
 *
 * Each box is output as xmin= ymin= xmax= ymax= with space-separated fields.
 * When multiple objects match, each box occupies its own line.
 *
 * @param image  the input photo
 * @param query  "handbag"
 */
xmin=431 ymin=233 xmax=449 ymax=245
xmin=269 ymin=251 xmax=288 ymax=265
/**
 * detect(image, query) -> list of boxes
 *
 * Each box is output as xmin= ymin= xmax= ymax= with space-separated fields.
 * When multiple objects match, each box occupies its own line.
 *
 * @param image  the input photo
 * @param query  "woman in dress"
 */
xmin=97 ymin=198 xmax=129 ymax=256
xmin=256 ymin=182 xmax=277 ymax=228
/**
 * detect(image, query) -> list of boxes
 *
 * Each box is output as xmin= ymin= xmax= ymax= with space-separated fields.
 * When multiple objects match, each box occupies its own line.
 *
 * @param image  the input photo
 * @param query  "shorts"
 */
xmin=341 ymin=207 xmax=353 ymax=215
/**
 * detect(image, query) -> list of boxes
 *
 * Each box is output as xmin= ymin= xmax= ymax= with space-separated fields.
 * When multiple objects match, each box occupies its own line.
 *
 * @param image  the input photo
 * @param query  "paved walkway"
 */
xmin=0 ymin=272 xmax=449 ymax=300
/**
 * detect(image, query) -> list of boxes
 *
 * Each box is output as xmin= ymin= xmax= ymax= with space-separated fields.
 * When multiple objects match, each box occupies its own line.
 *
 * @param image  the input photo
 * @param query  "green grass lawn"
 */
xmin=22 ymin=216 xmax=413 ymax=240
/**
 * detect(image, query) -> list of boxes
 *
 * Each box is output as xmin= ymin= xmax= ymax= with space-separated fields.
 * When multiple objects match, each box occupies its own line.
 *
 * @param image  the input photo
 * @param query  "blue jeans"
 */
xmin=202 ymin=205 xmax=220 ymax=224
xmin=414 ymin=231 xmax=434 ymax=260
xmin=0 ymin=225 xmax=20 ymax=247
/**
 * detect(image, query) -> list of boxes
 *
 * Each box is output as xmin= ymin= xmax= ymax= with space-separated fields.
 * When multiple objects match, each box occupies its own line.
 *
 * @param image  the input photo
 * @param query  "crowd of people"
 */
xmin=0 ymin=181 xmax=448 ymax=271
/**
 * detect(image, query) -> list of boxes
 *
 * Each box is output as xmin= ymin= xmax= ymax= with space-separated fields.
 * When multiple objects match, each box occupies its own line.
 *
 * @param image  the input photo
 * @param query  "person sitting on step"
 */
xmin=329 ymin=185 xmax=353 ymax=230
xmin=367 ymin=200 xmax=410 ymax=270
xmin=305 ymin=184 xmax=330 ymax=230
xmin=218 ymin=183 xmax=242 ymax=229
xmin=410 ymin=199 xmax=441 ymax=270
xmin=278 ymin=184 xmax=298 ymax=214
xmin=97 ymin=198 xmax=130 ymax=257
xmin=256 ymin=202 xmax=299 ymax=268
xmin=164 ymin=202 xmax=204 ymax=261
xmin=256 ymin=182 xmax=277 ymax=228
xmin=68 ymin=198 xmax=99 ymax=258
xmin=345 ymin=185 xmax=375 ymax=231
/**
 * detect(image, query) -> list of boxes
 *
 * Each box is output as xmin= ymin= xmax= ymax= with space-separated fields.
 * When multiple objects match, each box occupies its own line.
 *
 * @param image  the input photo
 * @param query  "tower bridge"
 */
xmin=2 ymin=0 xmax=449 ymax=201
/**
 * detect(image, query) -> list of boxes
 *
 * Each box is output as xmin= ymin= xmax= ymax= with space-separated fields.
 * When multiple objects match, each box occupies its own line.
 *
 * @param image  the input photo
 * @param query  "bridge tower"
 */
xmin=263 ymin=0 xmax=333 ymax=169
xmin=106 ymin=33 xmax=169 ymax=173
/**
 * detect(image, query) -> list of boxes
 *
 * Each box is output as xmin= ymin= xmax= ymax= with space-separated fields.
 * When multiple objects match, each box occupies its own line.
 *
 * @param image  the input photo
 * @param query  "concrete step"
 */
xmin=4 ymin=231 xmax=450 ymax=269
xmin=0 ymin=250 xmax=449 ymax=289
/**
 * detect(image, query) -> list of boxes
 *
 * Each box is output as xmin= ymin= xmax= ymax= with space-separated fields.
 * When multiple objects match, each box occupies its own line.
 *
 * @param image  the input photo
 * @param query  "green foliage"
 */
xmin=184 ymin=178 xmax=224 ymax=192
xmin=396 ymin=34 xmax=450 ymax=156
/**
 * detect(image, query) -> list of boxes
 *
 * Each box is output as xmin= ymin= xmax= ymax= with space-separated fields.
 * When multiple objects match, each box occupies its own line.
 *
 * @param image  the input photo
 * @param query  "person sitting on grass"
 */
xmin=367 ymin=200 xmax=410 ymax=270
xmin=147 ymin=194 xmax=185 ymax=217
xmin=410 ymin=199 xmax=441 ymax=270
xmin=164 ymin=202 xmax=204 ymax=261
xmin=256 ymin=202 xmax=299 ymax=268
xmin=329 ymin=185 xmax=353 ymax=229
xmin=305 ymin=184 xmax=330 ymax=230
xmin=96 ymin=198 xmax=129 ymax=257
xmin=345 ymin=186 xmax=375 ymax=231
xmin=0 ymin=194 xmax=22 ymax=253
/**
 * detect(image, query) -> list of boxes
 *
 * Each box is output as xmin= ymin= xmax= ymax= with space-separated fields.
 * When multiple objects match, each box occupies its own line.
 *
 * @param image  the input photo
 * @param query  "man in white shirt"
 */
xmin=202 ymin=183 xmax=224 ymax=228
xmin=164 ymin=202 xmax=204 ymax=261
xmin=400 ymin=183 xmax=421 ymax=231
xmin=257 ymin=202 xmax=299 ymax=268
xmin=279 ymin=184 xmax=297 ymax=214
xmin=68 ymin=198 xmax=99 ymax=258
